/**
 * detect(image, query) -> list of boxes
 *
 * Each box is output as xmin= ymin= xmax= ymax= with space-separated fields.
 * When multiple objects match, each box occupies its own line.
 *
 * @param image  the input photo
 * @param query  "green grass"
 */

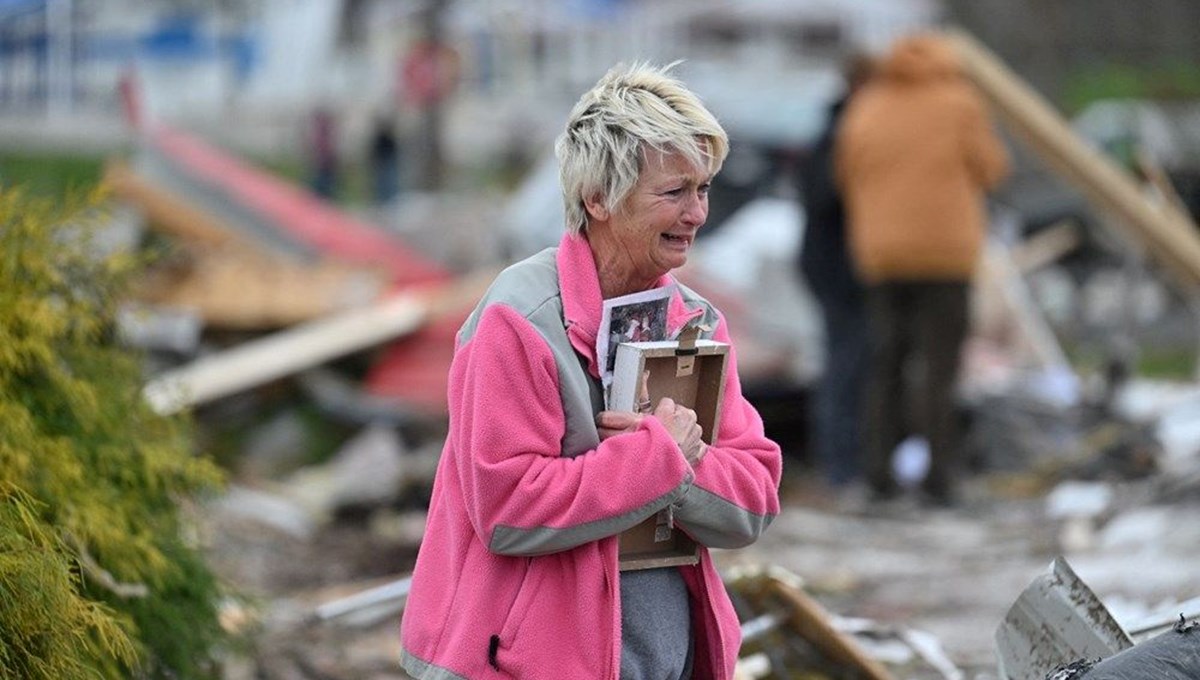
xmin=1135 ymin=346 xmax=1197 ymax=380
xmin=0 ymin=147 xmax=379 ymax=208
xmin=1063 ymin=61 xmax=1200 ymax=113
xmin=0 ymin=151 xmax=106 ymax=197
xmin=1064 ymin=339 xmax=1197 ymax=383
xmin=252 ymin=153 xmax=373 ymax=206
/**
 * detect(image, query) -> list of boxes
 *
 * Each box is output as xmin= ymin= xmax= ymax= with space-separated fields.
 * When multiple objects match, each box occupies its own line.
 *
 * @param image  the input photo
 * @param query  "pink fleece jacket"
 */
xmin=400 ymin=234 xmax=782 ymax=679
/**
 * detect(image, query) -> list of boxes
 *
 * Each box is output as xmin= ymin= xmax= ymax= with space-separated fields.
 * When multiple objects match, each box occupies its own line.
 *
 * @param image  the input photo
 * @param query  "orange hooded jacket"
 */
xmin=835 ymin=33 xmax=1010 ymax=283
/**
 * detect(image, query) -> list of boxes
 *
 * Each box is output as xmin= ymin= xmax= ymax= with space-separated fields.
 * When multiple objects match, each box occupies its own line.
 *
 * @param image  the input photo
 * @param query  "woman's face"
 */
xmin=589 ymin=149 xmax=712 ymax=295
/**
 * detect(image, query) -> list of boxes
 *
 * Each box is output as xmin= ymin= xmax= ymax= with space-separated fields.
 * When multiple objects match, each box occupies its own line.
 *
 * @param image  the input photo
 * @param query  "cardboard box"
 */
xmin=609 ymin=331 xmax=729 ymax=571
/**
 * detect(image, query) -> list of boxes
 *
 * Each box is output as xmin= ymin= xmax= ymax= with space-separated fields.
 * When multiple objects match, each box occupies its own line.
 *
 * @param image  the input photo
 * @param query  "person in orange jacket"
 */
xmin=835 ymin=32 xmax=1010 ymax=507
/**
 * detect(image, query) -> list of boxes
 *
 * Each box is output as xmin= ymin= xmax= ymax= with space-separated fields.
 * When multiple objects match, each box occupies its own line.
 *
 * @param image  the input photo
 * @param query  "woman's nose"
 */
xmin=682 ymin=191 xmax=707 ymax=227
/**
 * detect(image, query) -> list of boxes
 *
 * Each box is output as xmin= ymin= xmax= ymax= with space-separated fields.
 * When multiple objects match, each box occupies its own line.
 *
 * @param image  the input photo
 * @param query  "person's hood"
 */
xmin=880 ymin=33 xmax=961 ymax=83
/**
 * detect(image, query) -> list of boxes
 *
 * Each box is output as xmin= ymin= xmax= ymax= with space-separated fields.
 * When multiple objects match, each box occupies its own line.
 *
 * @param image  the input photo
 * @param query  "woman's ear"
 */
xmin=583 ymin=195 xmax=610 ymax=222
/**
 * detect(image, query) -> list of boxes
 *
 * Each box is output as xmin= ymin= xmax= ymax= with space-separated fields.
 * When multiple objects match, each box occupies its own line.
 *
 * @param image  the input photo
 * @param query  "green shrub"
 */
xmin=0 ymin=187 xmax=228 ymax=679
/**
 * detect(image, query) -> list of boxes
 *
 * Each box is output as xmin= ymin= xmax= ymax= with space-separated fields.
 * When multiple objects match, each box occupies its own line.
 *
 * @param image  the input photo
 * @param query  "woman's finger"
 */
xmin=596 ymin=410 xmax=641 ymax=431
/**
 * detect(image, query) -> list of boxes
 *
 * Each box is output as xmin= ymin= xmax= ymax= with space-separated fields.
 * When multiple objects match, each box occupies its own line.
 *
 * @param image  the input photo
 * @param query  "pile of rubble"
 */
xmin=192 ymin=368 xmax=1200 ymax=679
xmin=96 ymin=31 xmax=1200 ymax=678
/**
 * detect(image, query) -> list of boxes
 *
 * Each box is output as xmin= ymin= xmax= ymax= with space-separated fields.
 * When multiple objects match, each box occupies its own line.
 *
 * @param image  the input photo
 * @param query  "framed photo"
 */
xmin=609 ymin=336 xmax=729 ymax=571
xmin=596 ymin=285 xmax=675 ymax=399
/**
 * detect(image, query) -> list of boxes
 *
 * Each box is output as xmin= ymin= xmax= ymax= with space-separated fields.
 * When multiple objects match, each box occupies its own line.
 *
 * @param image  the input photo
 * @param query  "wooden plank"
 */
xmin=143 ymin=291 xmax=431 ymax=415
xmin=977 ymin=239 xmax=1072 ymax=371
xmin=1135 ymin=149 xmax=1193 ymax=219
xmin=944 ymin=29 xmax=1200 ymax=290
xmin=141 ymin=269 xmax=496 ymax=415
xmin=1011 ymin=220 xmax=1082 ymax=273
xmin=132 ymin=249 xmax=387 ymax=329
xmin=767 ymin=577 xmax=897 ymax=680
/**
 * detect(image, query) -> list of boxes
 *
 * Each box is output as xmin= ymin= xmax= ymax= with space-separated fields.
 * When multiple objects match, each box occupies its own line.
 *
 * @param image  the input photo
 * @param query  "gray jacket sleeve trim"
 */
xmin=488 ymin=476 xmax=693 ymax=556
xmin=672 ymin=485 xmax=775 ymax=549
xmin=400 ymin=648 xmax=469 ymax=680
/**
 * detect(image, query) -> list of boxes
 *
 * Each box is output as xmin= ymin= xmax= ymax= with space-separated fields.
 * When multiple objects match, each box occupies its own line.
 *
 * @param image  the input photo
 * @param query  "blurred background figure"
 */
xmin=400 ymin=2 xmax=459 ymax=192
xmin=368 ymin=111 xmax=401 ymax=204
xmin=796 ymin=51 xmax=876 ymax=504
xmin=308 ymin=105 xmax=339 ymax=199
xmin=836 ymin=32 xmax=1010 ymax=507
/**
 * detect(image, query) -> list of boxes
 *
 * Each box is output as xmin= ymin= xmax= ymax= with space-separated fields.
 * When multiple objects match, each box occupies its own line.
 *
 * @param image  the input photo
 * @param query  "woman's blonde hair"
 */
xmin=554 ymin=62 xmax=729 ymax=235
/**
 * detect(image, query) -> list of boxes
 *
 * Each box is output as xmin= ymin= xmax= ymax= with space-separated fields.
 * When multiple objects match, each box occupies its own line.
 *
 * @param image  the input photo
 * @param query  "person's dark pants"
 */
xmin=864 ymin=281 xmax=970 ymax=501
xmin=312 ymin=163 xmax=337 ymax=199
xmin=372 ymin=156 xmax=400 ymax=203
xmin=811 ymin=292 xmax=869 ymax=487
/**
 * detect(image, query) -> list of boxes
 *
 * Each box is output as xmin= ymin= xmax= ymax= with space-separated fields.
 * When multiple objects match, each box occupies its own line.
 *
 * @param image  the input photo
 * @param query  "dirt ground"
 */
xmin=202 ymin=456 xmax=1200 ymax=680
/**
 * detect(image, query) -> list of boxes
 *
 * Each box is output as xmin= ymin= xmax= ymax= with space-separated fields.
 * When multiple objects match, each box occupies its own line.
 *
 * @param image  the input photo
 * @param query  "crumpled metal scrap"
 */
xmin=1045 ymin=658 xmax=1097 ymax=680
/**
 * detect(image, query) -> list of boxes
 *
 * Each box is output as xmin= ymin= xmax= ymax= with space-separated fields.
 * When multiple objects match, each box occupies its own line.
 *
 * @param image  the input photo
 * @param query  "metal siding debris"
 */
xmin=994 ymin=557 xmax=1133 ymax=680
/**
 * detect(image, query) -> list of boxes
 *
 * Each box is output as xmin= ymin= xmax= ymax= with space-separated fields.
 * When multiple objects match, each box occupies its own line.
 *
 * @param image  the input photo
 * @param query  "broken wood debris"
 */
xmin=976 ymin=236 xmax=1073 ymax=373
xmin=107 ymin=160 xmax=392 ymax=329
xmin=947 ymin=28 xmax=1200 ymax=291
xmin=313 ymin=576 xmax=412 ymax=628
xmin=727 ymin=564 xmax=898 ymax=680
xmin=142 ymin=291 xmax=429 ymax=415
xmin=311 ymin=562 xmax=918 ymax=679
xmin=141 ymin=268 xmax=495 ymax=415
xmin=1010 ymin=220 xmax=1084 ymax=275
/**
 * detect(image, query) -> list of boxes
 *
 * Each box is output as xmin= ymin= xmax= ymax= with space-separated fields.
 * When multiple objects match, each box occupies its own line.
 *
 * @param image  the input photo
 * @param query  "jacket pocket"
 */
xmin=497 ymin=558 xmax=547 ymax=652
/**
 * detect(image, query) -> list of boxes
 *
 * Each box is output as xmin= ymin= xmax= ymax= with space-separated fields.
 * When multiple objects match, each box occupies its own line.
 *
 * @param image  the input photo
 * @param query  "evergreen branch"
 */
xmin=68 ymin=533 xmax=149 ymax=599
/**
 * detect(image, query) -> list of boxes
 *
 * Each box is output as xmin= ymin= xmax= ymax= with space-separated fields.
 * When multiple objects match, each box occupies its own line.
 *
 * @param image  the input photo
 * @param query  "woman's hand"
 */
xmin=595 ymin=410 xmax=643 ymax=440
xmin=595 ymin=397 xmax=707 ymax=467
xmin=653 ymin=398 xmax=707 ymax=467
